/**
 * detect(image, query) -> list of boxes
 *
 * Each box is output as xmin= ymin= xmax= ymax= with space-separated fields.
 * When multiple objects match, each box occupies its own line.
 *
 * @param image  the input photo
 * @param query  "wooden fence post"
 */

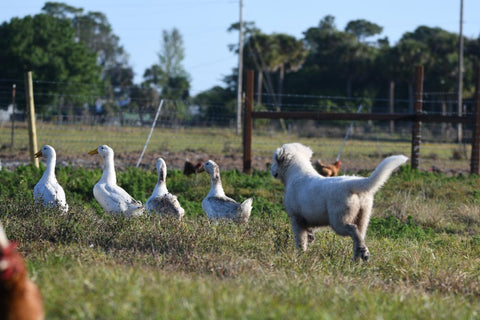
xmin=243 ymin=70 xmax=254 ymax=174
xmin=471 ymin=68 xmax=480 ymax=175
xmin=25 ymin=71 xmax=39 ymax=168
xmin=411 ymin=66 xmax=423 ymax=170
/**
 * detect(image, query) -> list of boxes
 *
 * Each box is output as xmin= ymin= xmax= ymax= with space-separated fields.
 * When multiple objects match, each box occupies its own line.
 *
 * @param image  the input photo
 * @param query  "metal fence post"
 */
xmin=411 ymin=66 xmax=423 ymax=170
xmin=243 ymin=70 xmax=254 ymax=174
xmin=471 ymin=68 xmax=480 ymax=175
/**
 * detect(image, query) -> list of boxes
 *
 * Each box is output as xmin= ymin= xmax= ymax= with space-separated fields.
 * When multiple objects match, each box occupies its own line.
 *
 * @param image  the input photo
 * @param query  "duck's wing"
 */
xmin=95 ymin=183 xmax=142 ymax=215
xmin=34 ymin=181 xmax=56 ymax=204
xmin=202 ymin=196 xmax=242 ymax=220
xmin=103 ymin=184 xmax=139 ymax=204
xmin=146 ymin=193 xmax=184 ymax=218
xmin=34 ymin=180 xmax=69 ymax=212
xmin=52 ymin=182 xmax=68 ymax=212
xmin=34 ymin=180 xmax=60 ymax=203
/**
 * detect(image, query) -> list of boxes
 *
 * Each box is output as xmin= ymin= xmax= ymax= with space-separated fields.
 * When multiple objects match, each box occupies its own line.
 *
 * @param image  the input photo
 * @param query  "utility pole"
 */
xmin=236 ymin=0 xmax=244 ymax=135
xmin=457 ymin=0 xmax=464 ymax=143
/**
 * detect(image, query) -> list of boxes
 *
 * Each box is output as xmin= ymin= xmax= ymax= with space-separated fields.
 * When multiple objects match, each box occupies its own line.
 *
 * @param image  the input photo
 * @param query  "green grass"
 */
xmin=1 ymin=161 xmax=480 ymax=319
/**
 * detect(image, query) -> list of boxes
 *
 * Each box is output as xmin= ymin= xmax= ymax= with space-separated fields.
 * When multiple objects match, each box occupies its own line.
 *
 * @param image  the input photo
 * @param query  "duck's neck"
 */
xmin=152 ymin=177 xmax=168 ymax=196
xmin=41 ymin=156 xmax=57 ymax=182
xmin=101 ymin=153 xmax=117 ymax=184
xmin=209 ymin=170 xmax=225 ymax=197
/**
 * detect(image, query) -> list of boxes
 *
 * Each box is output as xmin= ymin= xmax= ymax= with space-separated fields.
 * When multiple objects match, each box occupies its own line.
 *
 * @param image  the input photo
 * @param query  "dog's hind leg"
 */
xmin=332 ymin=222 xmax=369 ymax=261
xmin=307 ymin=228 xmax=315 ymax=243
xmin=346 ymin=223 xmax=370 ymax=261
xmin=355 ymin=200 xmax=373 ymax=240
xmin=290 ymin=217 xmax=308 ymax=251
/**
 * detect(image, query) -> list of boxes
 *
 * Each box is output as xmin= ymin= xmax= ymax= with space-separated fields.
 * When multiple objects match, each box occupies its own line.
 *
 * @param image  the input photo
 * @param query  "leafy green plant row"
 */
xmin=2 ymin=163 xmax=477 ymax=237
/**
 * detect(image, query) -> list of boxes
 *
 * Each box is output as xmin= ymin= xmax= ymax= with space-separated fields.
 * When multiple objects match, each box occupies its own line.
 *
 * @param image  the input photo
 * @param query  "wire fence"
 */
xmin=0 ymin=77 xmax=474 ymax=174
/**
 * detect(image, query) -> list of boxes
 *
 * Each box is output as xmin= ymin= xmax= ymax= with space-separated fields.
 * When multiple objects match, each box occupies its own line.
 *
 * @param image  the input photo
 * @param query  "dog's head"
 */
xmin=271 ymin=143 xmax=314 ymax=183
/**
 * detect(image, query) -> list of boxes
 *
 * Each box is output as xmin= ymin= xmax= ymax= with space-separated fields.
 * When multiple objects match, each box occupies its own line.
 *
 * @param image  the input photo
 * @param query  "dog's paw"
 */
xmin=354 ymin=246 xmax=370 ymax=262
xmin=307 ymin=231 xmax=315 ymax=243
xmin=359 ymin=247 xmax=370 ymax=262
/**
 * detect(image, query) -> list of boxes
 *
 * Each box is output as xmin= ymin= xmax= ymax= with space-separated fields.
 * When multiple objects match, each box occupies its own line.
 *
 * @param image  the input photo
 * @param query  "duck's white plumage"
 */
xmin=33 ymin=145 xmax=69 ymax=213
xmin=201 ymin=160 xmax=252 ymax=223
xmin=89 ymin=145 xmax=144 ymax=217
xmin=146 ymin=158 xmax=185 ymax=219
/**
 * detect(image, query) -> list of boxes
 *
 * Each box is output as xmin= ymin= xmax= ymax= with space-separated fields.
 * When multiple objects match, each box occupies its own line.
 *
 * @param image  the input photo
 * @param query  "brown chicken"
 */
xmin=183 ymin=160 xmax=203 ymax=176
xmin=0 ymin=221 xmax=44 ymax=320
xmin=313 ymin=160 xmax=341 ymax=177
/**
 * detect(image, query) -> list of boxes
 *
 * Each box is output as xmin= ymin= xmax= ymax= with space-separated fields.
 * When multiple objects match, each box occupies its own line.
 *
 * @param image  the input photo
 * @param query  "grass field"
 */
xmin=1 ymin=144 xmax=480 ymax=319
xmin=0 ymin=123 xmax=478 ymax=319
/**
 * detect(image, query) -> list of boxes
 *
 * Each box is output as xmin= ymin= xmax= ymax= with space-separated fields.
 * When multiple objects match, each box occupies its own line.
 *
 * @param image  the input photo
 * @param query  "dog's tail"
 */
xmin=349 ymin=155 xmax=408 ymax=194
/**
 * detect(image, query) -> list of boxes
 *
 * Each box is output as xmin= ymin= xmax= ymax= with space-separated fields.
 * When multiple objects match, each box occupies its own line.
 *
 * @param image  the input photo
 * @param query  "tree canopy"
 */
xmin=281 ymin=15 xmax=479 ymax=106
xmin=42 ymin=2 xmax=129 ymax=73
xmin=41 ymin=1 xmax=134 ymax=117
xmin=143 ymin=28 xmax=190 ymax=100
xmin=1 ymin=5 xmax=479 ymax=123
xmin=0 ymin=13 xmax=102 ymax=112
xmin=345 ymin=19 xmax=383 ymax=42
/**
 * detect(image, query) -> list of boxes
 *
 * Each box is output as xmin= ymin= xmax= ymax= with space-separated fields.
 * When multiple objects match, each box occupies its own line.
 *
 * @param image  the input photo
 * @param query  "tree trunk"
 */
xmin=276 ymin=65 xmax=287 ymax=133
xmin=139 ymin=106 xmax=145 ymax=125
xmin=257 ymin=72 xmax=263 ymax=106
xmin=347 ymin=76 xmax=353 ymax=97
xmin=408 ymin=83 xmax=414 ymax=114
xmin=277 ymin=65 xmax=285 ymax=110
xmin=389 ymin=80 xmax=395 ymax=134
xmin=441 ymin=97 xmax=447 ymax=136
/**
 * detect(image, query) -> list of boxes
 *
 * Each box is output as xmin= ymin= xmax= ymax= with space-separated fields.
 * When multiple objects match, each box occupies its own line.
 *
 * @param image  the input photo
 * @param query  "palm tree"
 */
xmin=392 ymin=38 xmax=429 ymax=112
xmin=274 ymin=34 xmax=309 ymax=108
xmin=244 ymin=33 xmax=278 ymax=106
xmin=245 ymin=33 xmax=307 ymax=109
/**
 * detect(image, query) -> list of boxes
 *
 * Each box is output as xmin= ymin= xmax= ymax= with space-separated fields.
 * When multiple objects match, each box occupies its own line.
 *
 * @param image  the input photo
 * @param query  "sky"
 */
xmin=1 ymin=0 xmax=479 ymax=95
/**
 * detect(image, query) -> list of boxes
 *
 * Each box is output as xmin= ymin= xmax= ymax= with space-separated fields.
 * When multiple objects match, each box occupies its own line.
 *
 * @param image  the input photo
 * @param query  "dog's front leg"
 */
xmin=290 ymin=217 xmax=308 ymax=251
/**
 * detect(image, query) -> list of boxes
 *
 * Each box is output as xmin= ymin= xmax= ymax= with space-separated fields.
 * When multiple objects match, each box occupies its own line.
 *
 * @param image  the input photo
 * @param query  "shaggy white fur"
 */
xmin=271 ymin=142 xmax=408 ymax=261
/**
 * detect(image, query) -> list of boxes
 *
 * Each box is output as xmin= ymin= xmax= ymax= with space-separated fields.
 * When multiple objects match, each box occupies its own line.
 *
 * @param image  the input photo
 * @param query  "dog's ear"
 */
xmin=303 ymin=145 xmax=313 ymax=160
xmin=293 ymin=143 xmax=313 ymax=160
xmin=275 ymin=147 xmax=286 ymax=165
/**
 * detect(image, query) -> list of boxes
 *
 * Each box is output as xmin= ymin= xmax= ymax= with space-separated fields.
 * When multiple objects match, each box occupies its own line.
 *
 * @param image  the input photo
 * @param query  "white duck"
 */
xmin=33 ymin=145 xmax=69 ymax=213
xmin=146 ymin=158 xmax=185 ymax=220
xmin=201 ymin=160 xmax=252 ymax=223
xmin=88 ymin=145 xmax=144 ymax=217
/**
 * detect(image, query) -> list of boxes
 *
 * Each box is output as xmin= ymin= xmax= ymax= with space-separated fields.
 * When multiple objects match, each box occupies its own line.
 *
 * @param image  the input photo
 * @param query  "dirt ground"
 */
xmin=0 ymin=147 xmax=471 ymax=176
xmin=0 ymin=148 xmax=272 ymax=173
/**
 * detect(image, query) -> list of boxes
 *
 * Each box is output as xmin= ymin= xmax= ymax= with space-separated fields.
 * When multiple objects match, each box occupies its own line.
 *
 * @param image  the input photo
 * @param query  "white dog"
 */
xmin=271 ymin=143 xmax=408 ymax=261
